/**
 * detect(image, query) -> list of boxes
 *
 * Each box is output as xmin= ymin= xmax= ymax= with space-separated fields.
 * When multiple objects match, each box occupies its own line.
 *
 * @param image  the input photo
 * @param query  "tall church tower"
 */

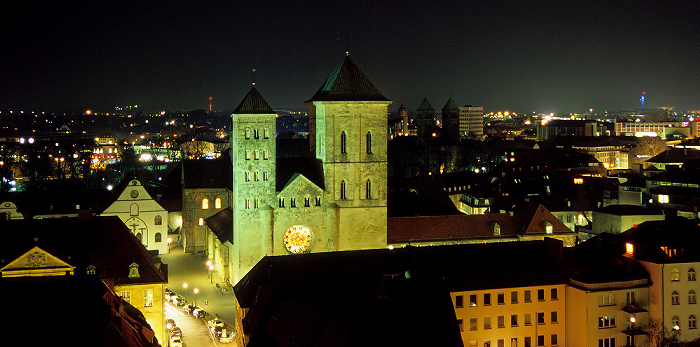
xmin=231 ymin=86 xmax=277 ymax=283
xmin=306 ymin=55 xmax=392 ymax=251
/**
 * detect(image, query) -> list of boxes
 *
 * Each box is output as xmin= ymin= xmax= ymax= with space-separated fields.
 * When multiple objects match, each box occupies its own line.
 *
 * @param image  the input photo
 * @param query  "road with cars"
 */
xmin=162 ymin=245 xmax=238 ymax=346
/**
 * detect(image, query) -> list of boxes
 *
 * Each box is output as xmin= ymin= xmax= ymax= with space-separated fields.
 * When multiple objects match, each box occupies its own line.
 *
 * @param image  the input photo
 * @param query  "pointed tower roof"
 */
xmin=307 ymin=55 xmax=388 ymax=102
xmin=416 ymin=98 xmax=434 ymax=112
xmin=234 ymin=86 xmax=275 ymax=114
xmin=442 ymin=98 xmax=459 ymax=112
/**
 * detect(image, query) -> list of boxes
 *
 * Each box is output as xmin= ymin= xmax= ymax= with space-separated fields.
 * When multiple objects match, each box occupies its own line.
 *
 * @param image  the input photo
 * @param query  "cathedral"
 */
xmin=184 ymin=55 xmax=392 ymax=284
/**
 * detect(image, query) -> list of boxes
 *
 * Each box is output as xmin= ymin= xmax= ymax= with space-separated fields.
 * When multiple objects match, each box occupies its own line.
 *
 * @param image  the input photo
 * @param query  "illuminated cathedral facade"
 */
xmin=229 ymin=55 xmax=392 ymax=283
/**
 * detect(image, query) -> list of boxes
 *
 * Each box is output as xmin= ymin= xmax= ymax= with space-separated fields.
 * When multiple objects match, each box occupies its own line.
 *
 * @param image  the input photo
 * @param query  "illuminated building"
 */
xmin=618 ymin=218 xmax=700 ymax=343
xmin=459 ymin=105 xmax=484 ymax=138
xmin=101 ymin=178 xmax=170 ymax=255
xmin=0 ymin=216 xmax=167 ymax=344
xmin=191 ymin=54 xmax=393 ymax=285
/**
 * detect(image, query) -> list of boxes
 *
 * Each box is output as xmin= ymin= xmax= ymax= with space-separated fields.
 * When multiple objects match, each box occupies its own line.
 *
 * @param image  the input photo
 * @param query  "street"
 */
xmin=162 ymin=244 xmax=238 ymax=346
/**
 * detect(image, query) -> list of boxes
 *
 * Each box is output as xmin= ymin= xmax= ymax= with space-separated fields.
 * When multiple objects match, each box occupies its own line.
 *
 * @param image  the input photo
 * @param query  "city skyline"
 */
xmin=2 ymin=0 xmax=699 ymax=113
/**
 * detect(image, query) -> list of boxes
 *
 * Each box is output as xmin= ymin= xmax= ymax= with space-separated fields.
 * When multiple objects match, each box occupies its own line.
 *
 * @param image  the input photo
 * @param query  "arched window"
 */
xmin=672 ymin=316 xmax=680 ymax=330
xmin=691 ymin=315 xmax=697 ymax=329
xmin=366 ymin=179 xmax=372 ymax=199
xmin=154 ymin=215 xmax=162 ymax=225
xmin=672 ymin=268 xmax=680 ymax=281
xmin=340 ymin=131 xmax=348 ymax=154
xmin=690 ymin=290 xmax=697 ymax=304
xmin=366 ymin=131 xmax=373 ymax=154
xmin=130 ymin=203 xmax=139 ymax=216
xmin=154 ymin=233 xmax=162 ymax=243
xmin=198 ymin=218 xmax=204 ymax=226
xmin=340 ymin=180 xmax=347 ymax=200
xmin=690 ymin=268 xmax=696 ymax=281
xmin=202 ymin=198 xmax=209 ymax=210
xmin=672 ymin=291 xmax=680 ymax=305
xmin=215 ymin=197 xmax=222 ymax=209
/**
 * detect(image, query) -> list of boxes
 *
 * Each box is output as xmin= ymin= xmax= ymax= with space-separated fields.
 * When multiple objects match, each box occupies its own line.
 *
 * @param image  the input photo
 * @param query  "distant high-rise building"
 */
xmin=458 ymin=105 xmax=484 ymax=138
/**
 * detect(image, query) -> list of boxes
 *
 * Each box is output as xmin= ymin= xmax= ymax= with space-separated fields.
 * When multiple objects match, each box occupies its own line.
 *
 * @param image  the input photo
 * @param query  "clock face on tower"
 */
xmin=283 ymin=225 xmax=313 ymax=254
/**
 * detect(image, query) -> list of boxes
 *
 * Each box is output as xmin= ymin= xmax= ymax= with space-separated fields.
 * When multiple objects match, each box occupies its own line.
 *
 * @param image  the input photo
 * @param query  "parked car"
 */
xmin=183 ymin=304 xmax=197 ymax=315
xmin=165 ymin=318 xmax=176 ymax=331
xmin=219 ymin=330 xmax=235 ymax=343
xmin=207 ymin=318 xmax=225 ymax=329
xmin=193 ymin=308 xmax=206 ymax=318
xmin=172 ymin=296 xmax=185 ymax=306
xmin=170 ymin=336 xmax=183 ymax=347
xmin=171 ymin=327 xmax=183 ymax=338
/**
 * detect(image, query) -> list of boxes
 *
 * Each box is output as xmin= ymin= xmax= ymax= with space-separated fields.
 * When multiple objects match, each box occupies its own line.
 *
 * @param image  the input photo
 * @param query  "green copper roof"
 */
xmin=234 ymin=86 xmax=275 ymax=114
xmin=307 ymin=55 xmax=388 ymax=102
xmin=416 ymin=98 xmax=434 ymax=111
xmin=442 ymin=98 xmax=459 ymax=111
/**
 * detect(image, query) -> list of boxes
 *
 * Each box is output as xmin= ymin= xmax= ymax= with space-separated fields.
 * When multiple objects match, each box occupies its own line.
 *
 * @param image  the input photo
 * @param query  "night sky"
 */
xmin=2 ymin=0 xmax=699 ymax=114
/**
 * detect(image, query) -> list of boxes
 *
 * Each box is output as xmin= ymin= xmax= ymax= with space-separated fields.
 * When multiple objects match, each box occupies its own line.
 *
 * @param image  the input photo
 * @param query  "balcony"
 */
xmin=622 ymin=327 xmax=647 ymax=336
xmin=621 ymin=302 xmax=648 ymax=314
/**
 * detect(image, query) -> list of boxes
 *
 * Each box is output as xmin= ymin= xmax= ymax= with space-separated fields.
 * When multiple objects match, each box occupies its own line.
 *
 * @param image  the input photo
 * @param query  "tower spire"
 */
xmin=252 ymin=68 xmax=256 ymax=86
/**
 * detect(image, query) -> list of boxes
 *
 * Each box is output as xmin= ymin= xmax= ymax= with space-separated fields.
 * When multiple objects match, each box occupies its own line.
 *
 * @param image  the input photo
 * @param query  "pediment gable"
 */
xmin=279 ymin=173 xmax=323 ymax=196
xmin=1 ymin=246 xmax=75 ymax=277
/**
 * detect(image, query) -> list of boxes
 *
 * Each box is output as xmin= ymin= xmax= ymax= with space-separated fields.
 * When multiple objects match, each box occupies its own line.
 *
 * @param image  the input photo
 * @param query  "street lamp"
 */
xmin=167 ymin=237 xmax=172 ymax=253
xmin=193 ymin=287 xmax=199 ymax=306
xmin=208 ymin=264 xmax=215 ymax=283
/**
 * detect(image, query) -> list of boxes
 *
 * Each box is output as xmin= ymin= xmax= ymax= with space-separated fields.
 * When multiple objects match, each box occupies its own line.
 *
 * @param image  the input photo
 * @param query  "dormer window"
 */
xmin=543 ymin=221 xmax=553 ymax=234
xmin=87 ymin=265 xmax=96 ymax=275
xmin=492 ymin=222 xmax=501 ymax=236
xmin=128 ymin=262 xmax=140 ymax=278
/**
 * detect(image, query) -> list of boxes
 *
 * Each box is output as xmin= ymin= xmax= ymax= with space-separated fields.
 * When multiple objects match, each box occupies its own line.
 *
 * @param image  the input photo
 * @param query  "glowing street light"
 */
xmin=193 ymin=287 xmax=199 ymax=306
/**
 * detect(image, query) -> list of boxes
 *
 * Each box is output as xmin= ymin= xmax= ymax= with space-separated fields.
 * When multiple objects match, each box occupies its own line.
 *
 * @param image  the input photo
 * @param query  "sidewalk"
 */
xmin=161 ymin=244 xmax=237 ymax=326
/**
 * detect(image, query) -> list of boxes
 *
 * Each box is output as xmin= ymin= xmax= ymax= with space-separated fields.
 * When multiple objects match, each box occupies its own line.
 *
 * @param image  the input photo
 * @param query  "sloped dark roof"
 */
xmin=0 ymin=275 xmax=159 ymax=346
xmin=182 ymin=152 xmax=232 ymax=189
xmin=205 ymin=207 xmax=232 ymax=244
xmin=646 ymin=147 xmax=700 ymax=163
xmin=307 ymin=55 xmax=388 ymax=102
xmin=617 ymin=217 xmax=700 ymax=263
xmin=276 ymin=157 xmax=325 ymax=191
xmin=235 ymin=241 xmax=566 ymax=347
xmin=596 ymin=204 xmax=664 ymax=216
xmin=416 ymin=97 xmax=434 ymax=111
xmin=233 ymin=86 xmax=275 ymax=114
xmin=442 ymin=97 xmax=459 ymax=111
xmin=0 ymin=216 xmax=168 ymax=286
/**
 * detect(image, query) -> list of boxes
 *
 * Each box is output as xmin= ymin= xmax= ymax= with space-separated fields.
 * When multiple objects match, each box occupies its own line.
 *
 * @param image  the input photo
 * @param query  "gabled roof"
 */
xmin=205 ymin=208 xmax=232 ymax=244
xmin=233 ymin=86 xmax=275 ymax=114
xmin=0 ymin=216 xmax=167 ymax=285
xmin=521 ymin=204 xmax=573 ymax=234
xmin=646 ymin=147 xmax=700 ymax=164
xmin=441 ymin=97 xmax=459 ymax=112
xmin=182 ymin=152 xmax=232 ymax=189
xmin=276 ymin=157 xmax=325 ymax=191
xmin=306 ymin=55 xmax=388 ymax=102
xmin=416 ymin=98 xmax=434 ymax=112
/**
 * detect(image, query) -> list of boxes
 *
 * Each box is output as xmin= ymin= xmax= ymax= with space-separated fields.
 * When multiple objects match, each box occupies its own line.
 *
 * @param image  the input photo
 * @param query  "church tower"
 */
xmin=231 ymin=86 xmax=276 ymax=283
xmin=306 ymin=54 xmax=392 ymax=251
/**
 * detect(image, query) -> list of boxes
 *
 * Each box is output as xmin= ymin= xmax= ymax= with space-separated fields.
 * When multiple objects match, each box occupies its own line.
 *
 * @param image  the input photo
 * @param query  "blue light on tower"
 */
xmin=640 ymin=92 xmax=645 ymax=109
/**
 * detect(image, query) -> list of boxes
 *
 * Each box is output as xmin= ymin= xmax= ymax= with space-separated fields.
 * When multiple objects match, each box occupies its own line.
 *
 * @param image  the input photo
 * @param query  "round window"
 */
xmin=283 ymin=225 xmax=313 ymax=254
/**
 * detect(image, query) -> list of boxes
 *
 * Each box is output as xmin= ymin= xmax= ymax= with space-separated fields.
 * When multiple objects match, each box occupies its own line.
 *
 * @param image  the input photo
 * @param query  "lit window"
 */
xmin=543 ymin=222 xmax=553 ymax=234
xmin=598 ymin=315 xmax=616 ymax=328
xmin=470 ymin=294 xmax=477 ymax=307
xmin=202 ymin=198 xmax=209 ymax=210
xmin=198 ymin=218 xmax=204 ymax=226
xmin=215 ymin=197 xmax=222 ymax=209
xmin=143 ymin=289 xmax=153 ymax=307
xmin=672 ymin=268 xmax=680 ymax=281
xmin=659 ymin=194 xmax=669 ymax=203
xmin=625 ymin=242 xmax=634 ymax=255
xmin=574 ymin=178 xmax=583 ymax=184
xmin=673 ymin=316 xmax=680 ymax=331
